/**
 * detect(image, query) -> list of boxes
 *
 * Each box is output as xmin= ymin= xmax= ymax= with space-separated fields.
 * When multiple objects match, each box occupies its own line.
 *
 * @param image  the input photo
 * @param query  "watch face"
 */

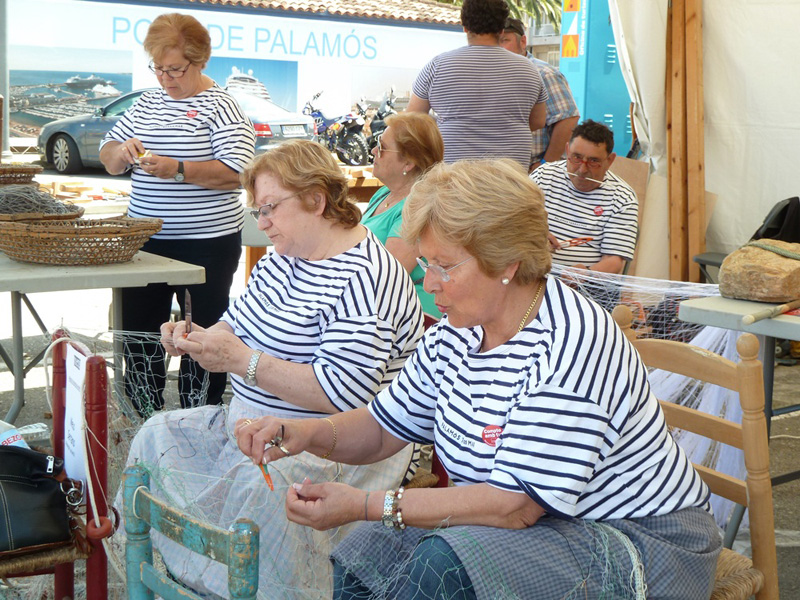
xmin=174 ymin=173 xmax=185 ymax=182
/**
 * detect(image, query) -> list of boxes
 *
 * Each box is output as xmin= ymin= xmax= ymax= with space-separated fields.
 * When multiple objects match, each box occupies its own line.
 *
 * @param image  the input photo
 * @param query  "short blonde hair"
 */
xmin=384 ymin=113 xmax=443 ymax=175
xmin=144 ymin=13 xmax=211 ymax=67
xmin=240 ymin=140 xmax=360 ymax=229
xmin=402 ymin=159 xmax=551 ymax=284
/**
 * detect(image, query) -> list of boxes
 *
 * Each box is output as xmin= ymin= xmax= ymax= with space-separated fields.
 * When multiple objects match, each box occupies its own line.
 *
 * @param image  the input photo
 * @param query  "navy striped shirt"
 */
xmin=370 ymin=276 xmax=710 ymax=520
xmin=412 ymin=45 xmax=546 ymax=166
xmin=102 ymin=86 xmax=256 ymax=239
xmin=222 ymin=230 xmax=423 ymax=417
xmin=531 ymin=160 xmax=638 ymax=265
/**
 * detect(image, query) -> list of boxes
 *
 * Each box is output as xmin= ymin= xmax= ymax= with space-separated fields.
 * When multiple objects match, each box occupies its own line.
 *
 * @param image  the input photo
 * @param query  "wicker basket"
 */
xmin=0 ymin=205 xmax=85 ymax=222
xmin=0 ymin=164 xmax=43 ymax=186
xmin=0 ymin=217 xmax=163 ymax=266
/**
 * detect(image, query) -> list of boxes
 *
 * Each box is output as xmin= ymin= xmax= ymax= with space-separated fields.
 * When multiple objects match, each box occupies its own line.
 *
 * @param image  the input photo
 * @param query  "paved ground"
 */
xmin=1 ymin=156 xmax=799 ymax=597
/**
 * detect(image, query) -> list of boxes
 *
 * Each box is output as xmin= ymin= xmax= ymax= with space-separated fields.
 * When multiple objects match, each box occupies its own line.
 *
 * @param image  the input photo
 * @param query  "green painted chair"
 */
xmin=122 ymin=465 xmax=259 ymax=600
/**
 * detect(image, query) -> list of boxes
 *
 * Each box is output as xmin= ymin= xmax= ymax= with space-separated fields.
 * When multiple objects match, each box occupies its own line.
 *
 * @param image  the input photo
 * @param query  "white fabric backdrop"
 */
xmin=610 ymin=0 xmax=800 ymax=277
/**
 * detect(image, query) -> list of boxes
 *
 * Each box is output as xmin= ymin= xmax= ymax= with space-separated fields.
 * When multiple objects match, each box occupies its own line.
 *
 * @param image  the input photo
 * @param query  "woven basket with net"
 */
xmin=0 ymin=217 xmax=163 ymax=266
xmin=0 ymin=164 xmax=43 ymax=186
xmin=0 ymin=184 xmax=85 ymax=221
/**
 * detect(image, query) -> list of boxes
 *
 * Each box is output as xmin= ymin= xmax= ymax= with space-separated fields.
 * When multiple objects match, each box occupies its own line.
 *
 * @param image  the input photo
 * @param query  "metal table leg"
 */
xmin=112 ymin=288 xmax=124 ymax=406
xmin=4 ymin=291 xmax=25 ymax=423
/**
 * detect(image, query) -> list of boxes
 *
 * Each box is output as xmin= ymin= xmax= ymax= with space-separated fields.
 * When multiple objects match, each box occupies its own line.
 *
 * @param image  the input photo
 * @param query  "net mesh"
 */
xmin=0 ymin=184 xmax=82 ymax=218
xmin=3 ymin=266 xmax=748 ymax=599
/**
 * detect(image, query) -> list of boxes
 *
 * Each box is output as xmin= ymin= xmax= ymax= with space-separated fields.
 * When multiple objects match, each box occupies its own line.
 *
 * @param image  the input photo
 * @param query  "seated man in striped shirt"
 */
xmin=531 ymin=119 xmax=638 ymax=274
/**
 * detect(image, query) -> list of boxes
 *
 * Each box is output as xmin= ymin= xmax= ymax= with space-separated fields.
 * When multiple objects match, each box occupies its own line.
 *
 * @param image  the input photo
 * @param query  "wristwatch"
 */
xmin=243 ymin=350 xmax=263 ymax=387
xmin=174 ymin=161 xmax=185 ymax=182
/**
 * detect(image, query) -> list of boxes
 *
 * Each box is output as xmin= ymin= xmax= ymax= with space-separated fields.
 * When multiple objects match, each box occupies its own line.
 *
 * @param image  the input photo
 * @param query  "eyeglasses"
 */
xmin=376 ymin=137 xmax=401 ymax=159
xmin=248 ymin=194 xmax=297 ymax=220
xmin=148 ymin=62 xmax=192 ymax=79
xmin=567 ymin=153 xmax=605 ymax=169
xmin=416 ymin=256 xmax=473 ymax=282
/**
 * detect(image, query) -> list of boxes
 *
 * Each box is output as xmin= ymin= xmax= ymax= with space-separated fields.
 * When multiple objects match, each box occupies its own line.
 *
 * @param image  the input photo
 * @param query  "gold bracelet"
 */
xmin=320 ymin=417 xmax=337 ymax=459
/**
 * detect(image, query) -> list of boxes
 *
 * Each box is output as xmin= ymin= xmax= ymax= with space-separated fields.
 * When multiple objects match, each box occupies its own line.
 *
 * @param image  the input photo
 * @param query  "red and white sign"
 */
xmin=482 ymin=425 xmax=503 ymax=447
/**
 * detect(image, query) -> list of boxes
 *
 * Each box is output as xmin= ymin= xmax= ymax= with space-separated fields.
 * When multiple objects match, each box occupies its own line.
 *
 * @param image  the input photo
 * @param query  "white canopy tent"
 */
xmin=610 ymin=0 xmax=800 ymax=279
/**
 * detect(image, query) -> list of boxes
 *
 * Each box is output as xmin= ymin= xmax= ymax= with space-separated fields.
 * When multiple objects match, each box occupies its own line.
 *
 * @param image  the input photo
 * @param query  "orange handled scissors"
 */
xmin=558 ymin=236 xmax=593 ymax=249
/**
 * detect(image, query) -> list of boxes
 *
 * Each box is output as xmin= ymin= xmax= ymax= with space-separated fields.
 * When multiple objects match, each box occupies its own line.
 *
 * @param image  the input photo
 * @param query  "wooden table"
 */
xmin=0 ymin=251 xmax=205 ymax=423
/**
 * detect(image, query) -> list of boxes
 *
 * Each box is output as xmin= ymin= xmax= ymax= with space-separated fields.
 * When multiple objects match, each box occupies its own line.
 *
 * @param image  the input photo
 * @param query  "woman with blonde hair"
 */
xmin=123 ymin=139 xmax=423 ymax=599
xmin=100 ymin=12 xmax=256 ymax=412
xmin=236 ymin=158 xmax=721 ymax=599
xmin=363 ymin=111 xmax=443 ymax=317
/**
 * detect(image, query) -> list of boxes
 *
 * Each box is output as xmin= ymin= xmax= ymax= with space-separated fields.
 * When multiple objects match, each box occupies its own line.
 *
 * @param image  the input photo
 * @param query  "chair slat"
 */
xmin=660 ymin=401 xmax=743 ymax=449
xmin=692 ymin=464 xmax=747 ymax=506
xmin=141 ymin=563 xmax=203 ymax=600
xmin=134 ymin=488 xmax=231 ymax=562
xmin=635 ymin=338 xmax=737 ymax=390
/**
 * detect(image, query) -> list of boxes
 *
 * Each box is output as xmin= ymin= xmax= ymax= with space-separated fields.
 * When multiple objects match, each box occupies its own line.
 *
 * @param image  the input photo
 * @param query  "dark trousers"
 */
xmin=122 ymin=232 xmax=242 ymax=415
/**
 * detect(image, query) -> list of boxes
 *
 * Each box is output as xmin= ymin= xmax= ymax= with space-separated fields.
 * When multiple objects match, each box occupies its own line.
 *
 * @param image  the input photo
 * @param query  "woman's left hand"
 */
xmin=175 ymin=327 xmax=247 ymax=374
xmin=286 ymin=479 xmax=363 ymax=531
xmin=139 ymin=153 xmax=180 ymax=180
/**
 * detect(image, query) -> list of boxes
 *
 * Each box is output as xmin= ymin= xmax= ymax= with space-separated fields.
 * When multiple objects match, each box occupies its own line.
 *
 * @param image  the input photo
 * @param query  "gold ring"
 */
xmin=243 ymin=419 xmax=253 ymax=426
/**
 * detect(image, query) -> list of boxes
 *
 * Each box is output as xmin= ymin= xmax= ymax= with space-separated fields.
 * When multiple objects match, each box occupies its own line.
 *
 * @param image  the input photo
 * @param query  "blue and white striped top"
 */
xmin=531 ymin=160 xmax=639 ymax=265
xmin=102 ymin=86 xmax=256 ymax=239
xmin=412 ymin=45 xmax=546 ymax=166
xmin=222 ymin=230 xmax=423 ymax=418
xmin=370 ymin=276 xmax=710 ymax=520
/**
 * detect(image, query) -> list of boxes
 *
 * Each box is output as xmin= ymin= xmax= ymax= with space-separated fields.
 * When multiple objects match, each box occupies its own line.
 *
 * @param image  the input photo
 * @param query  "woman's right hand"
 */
xmin=159 ymin=319 xmax=197 ymax=356
xmin=235 ymin=417 xmax=312 ymax=465
xmin=118 ymin=138 xmax=147 ymax=166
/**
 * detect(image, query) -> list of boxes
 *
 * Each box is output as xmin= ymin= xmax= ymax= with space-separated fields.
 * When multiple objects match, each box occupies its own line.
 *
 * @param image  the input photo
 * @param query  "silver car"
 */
xmin=38 ymin=88 xmax=315 ymax=174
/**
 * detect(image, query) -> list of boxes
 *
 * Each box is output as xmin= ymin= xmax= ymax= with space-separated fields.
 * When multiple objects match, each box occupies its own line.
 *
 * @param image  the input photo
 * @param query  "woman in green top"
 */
xmin=362 ymin=112 xmax=444 ymax=317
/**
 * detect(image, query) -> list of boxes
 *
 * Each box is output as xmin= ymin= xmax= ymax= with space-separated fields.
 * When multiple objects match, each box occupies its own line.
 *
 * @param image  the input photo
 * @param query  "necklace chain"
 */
xmin=518 ymin=279 xmax=545 ymax=332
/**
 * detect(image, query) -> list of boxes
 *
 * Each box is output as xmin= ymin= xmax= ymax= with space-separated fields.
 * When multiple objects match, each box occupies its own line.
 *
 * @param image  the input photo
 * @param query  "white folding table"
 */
xmin=0 ymin=251 xmax=205 ymax=423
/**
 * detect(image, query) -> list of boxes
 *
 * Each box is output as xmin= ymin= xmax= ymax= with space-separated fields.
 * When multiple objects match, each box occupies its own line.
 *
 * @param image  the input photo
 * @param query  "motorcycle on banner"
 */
xmin=356 ymin=86 xmax=398 ymax=162
xmin=303 ymin=92 xmax=370 ymax=166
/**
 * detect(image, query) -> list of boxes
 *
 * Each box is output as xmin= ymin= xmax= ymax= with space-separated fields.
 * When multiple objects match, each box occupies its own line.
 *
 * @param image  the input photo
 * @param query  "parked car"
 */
xmin=226 ymin=89 xmax=315 ymax=154
xmin=38 ymin=88 xmax=315 ymax=174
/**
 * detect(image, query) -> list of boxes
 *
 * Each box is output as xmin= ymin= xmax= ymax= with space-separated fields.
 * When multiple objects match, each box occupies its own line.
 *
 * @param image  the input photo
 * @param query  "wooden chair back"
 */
xmin=0 ymin=335 xmax=110 ymax=600
xmin=612 ymin=305 xmax=778 ymax=600
xmin=123 ymin=465 xmax=259 ymax=600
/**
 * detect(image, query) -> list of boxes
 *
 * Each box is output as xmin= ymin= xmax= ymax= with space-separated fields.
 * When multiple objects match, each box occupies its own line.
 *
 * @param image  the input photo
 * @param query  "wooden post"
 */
xmin=685 ymin=0 xmax=705 ymax=283
xmin=668 ymin=0 xmax=688 ymax=281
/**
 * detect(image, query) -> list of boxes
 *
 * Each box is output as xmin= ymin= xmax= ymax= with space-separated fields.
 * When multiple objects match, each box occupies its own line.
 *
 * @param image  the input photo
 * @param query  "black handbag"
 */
xmin=0 ymin=445 xmax=84 ymax=558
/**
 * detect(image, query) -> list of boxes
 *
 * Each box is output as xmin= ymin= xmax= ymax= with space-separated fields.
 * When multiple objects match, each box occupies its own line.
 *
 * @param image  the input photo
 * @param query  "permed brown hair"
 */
xmin=384 ymin=112 xmax=444 ymax=175
xmin=143 ymin=13 xmax=212 ymax=67
xmin=402 ymin=159 xmax=551 ymax=284
xmin=240 ymin=139 xmax=360 ymax=229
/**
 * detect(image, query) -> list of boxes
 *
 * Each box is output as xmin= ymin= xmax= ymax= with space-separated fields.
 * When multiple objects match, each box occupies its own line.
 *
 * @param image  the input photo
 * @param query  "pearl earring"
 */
xmin=403 ymin=170 xmax=407 ymax=176
xmin=502 ymin=277 xmax=510 ymax=285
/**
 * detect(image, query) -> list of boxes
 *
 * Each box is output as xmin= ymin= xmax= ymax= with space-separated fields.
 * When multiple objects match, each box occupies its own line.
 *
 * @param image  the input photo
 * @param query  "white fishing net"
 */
xmin=2 ymin=266 xmax=750 ymax=599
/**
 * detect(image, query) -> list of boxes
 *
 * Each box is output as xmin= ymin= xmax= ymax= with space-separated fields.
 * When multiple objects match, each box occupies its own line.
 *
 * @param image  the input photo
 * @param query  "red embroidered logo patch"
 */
xmin=594 ymin=206 xmax=604 ymax=216
xmin=186 ymin=110 xmax=198 ymax=118
xmin=482 ymin=425 xmax=503 ymax=447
